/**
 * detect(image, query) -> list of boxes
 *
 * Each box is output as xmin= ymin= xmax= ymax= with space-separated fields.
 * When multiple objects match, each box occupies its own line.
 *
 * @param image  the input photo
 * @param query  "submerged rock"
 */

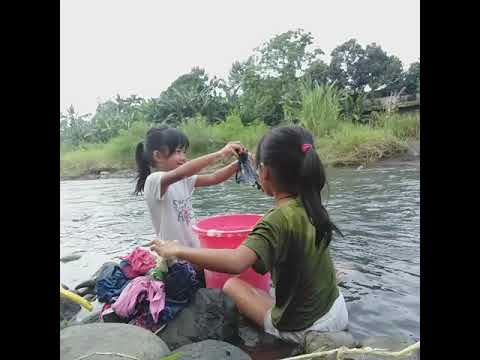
xmin=80 ymin=310 xmax=101 ymax=324
xmin=60 ymin=254 xmax=82 ymax=263
xmin=158 ymin=288 xmax=238 ymax=349
xmin=60 ymin=323 xmax=170 ymax=360
xmin=174 ymin=340 xmax=251 ymax=360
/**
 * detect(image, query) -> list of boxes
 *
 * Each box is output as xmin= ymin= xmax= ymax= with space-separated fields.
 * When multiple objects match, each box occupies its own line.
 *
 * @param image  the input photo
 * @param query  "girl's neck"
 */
xmin=274 ymin=191 xmax=296 ymax=206
xmin=152 ymin=163 xmax=168 ymax=172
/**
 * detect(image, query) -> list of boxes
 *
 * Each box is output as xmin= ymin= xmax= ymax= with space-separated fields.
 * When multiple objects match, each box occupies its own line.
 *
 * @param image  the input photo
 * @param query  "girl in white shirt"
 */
xmin=134 ymin=126 xmax=245 ymax=249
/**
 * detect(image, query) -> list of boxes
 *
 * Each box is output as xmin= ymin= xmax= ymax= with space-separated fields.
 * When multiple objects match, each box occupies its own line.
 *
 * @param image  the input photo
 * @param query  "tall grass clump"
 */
xmin=299 ymin=82 xmax=343 ymax=137
xmin=181 ymin=112 xmax=268 ymax=157
xmin=372 ymin=111 xmax=420 ymax=140
xmin=317 ymin=123 xmax=408 ymax=166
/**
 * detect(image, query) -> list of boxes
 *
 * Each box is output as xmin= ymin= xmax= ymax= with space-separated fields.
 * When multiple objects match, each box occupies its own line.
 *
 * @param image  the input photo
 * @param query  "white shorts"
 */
xmin=263 ymin=292 xmax=349 ymax=344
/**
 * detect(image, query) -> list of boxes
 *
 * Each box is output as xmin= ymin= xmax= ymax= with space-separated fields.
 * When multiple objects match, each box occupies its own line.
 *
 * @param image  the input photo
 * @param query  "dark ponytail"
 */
xmin=134 ymin=141 xmax=151 ymax=195
xmin=256 ymin=126 xmax=341 ymax=248
xmin=133 ymin=126 xmax=190 ymax=195
xmin=299 ymin=146 xmax=342 ymax=248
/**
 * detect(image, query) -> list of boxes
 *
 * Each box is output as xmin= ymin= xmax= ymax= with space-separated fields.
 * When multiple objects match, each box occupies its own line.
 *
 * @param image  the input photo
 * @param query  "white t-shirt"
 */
xmin=144 ymin=171 xmax=200 ymax=248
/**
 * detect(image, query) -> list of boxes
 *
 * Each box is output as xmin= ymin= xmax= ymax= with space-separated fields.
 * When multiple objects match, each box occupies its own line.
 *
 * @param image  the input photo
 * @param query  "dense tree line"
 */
xmin=61 ymin=30 xmax=420 ymax=147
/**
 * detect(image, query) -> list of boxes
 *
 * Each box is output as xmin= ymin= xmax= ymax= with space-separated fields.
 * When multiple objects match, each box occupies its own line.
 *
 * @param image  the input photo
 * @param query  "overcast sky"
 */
xmin=60 ymin=0 xmax=419 ymax=115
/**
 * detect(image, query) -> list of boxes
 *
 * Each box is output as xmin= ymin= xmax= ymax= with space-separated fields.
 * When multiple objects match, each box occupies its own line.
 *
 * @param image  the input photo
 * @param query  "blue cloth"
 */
xmin=236 ymin=152 xmax=261 ymax=189
xmin=158 ymin=261 xmax=201 ymax=323
xmin=160 ymin=298 xmax=189 ymax=322
xmin=95 ymin=263 xmax=130 ymax=303
xmin=164 ymin=261 xmax=200 ymax=302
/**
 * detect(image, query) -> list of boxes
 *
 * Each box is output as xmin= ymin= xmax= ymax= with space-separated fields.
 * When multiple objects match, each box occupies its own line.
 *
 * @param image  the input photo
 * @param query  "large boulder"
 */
xmin=158 ymin=288 xmax=238 ymax=349
xmin=60 ymin=323 xmax=170 ymax=360
xmin=174 ymin=340 xmax=251 ymax=360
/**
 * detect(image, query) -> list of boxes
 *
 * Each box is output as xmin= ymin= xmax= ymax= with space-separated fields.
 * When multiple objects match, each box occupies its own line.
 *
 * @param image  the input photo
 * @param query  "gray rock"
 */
xmin=304 ymin=331 xmax=356 ymax=354
xmin=354 ymin=335 xmax=418 ymax=360
xmin=238 ymin=315 xmax=279 ymax=348
xmin=60 ymin=323 xmax=170 ymax=360
xmin=158 ymin=288 xmax=238 ymax=349
xmin=74 ymin=261 xmax=118 ymax=296
xmin=174 ymin=340 xmax=251 ymax=360
xmin=60 ymin=254 xmax=82 ymax=263
xmin=60 ymin=297 xmax=81 ymax=321
xmin=80 ymin=310 xmax=101 ymax=324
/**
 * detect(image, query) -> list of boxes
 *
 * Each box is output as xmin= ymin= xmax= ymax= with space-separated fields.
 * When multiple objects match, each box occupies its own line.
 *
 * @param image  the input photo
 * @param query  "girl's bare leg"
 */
xmin=223 ymin=277 xmax=274 ymax=328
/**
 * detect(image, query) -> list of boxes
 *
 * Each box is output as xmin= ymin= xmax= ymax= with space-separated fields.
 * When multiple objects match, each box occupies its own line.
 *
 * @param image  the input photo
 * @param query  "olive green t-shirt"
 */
xmin=242 ymin=198 xmax=339 ymax=332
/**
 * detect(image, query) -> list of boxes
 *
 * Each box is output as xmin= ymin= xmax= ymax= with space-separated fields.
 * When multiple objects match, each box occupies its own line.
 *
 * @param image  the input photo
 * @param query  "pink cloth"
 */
xmin=112 ymin=276 xmax=165 ymax=323
xmin=122 ymin=247 xmax=156 ymax=278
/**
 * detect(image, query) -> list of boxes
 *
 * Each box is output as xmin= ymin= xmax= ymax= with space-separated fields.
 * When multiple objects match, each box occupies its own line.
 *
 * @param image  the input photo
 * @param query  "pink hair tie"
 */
xmin=301 ymin=143 xmax=312 ymax=153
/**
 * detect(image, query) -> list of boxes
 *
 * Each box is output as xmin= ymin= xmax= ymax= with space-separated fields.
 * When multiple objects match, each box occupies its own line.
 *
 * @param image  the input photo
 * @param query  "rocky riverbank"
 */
xmin=60 ymin=141 xmax=419 ymax=182
xmin=60 ymin=263 xmax=419 ymax=360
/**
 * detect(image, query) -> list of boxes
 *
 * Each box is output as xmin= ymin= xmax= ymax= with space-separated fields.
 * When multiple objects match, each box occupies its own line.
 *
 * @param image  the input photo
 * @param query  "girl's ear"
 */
xmin=261 ymin=163 xmax=270 ymax=181
xmin=152 ymin=149 xmax=166 ymax=162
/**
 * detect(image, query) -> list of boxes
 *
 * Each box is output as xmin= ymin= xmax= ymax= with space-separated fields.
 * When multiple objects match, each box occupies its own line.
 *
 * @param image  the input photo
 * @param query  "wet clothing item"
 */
xmin=243 ymin=197 xmax=341 ymax=332
xmin=235 ymin=152 xmax=260 ymax=189
xmin=147 ymin=256 xmax=169 ymax=281
xmin=112 ymin=276 xmax=165 ymax=323
xmin=164 ymin=261 xmax=200 ymax=302
xmin=128 ymin=301 xmax=166 ymax=333
xmin=160 ymin=298 xmax=189 ymax=323
xmin=196 ymin=268 xmax=206 ymax=289
xmin=148 ymin=267 xmax=166 ymax=281
xmin=144 ymin=171 xmax=200 ymax=248
xmin=157 ymin=261 xmax=201 ymax=323
xmin=95 ymin=263 xmax=130 ymax=303
xmin=120 ymin=248 xmax=156 ymax=279
xmin=100 ymin=303 xmax=127 ymax=323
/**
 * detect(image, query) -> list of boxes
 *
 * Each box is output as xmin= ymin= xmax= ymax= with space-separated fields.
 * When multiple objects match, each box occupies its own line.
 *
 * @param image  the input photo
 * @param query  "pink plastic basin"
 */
xmin=192 ymin=214 xmax=271 ymax=291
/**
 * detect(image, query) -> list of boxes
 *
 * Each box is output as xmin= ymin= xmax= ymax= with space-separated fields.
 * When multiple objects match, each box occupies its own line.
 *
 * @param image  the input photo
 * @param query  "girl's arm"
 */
xmin=195 ymin=161 xmax=239 ymax=187
xmin=150 ymin=240 xmax=257 ymax=274
xmin=160 ymin=142 xmax=244 ymax=197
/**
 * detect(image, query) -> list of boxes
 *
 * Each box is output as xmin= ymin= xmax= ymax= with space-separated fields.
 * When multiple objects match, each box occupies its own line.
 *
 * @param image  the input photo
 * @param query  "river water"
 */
xmin=60 ymin=164 xmax=420 ymax=343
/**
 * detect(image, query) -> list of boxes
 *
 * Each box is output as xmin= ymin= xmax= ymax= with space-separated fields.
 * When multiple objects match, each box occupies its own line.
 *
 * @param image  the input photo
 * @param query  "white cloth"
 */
xmin=144 ymin=171 xmax=200 ymax=248
xmin=263 ymin=292 xmax=349 ymax=344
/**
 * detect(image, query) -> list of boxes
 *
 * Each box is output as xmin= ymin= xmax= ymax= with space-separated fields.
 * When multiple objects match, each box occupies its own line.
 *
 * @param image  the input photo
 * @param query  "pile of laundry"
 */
xmin=94 ymin=247 xmax=201 ymax=334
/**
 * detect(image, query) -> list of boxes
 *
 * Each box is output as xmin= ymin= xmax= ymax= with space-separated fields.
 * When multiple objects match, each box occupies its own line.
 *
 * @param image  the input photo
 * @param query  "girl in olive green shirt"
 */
xmin=150 ymin=126 xmax=348 ymax=343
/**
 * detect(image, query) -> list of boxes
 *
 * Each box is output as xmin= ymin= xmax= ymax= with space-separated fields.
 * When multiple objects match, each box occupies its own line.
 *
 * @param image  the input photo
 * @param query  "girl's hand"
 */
xmin=149 ymin=239 xmax=182 ymax=258
xmin=219 ymin=141 xmax=245 ymax=159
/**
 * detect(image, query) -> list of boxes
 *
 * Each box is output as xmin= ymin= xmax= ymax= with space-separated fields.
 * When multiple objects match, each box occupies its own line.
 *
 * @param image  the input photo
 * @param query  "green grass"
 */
xmin=60 ymin=111 xmax=419 ymax=177
xmin=180 ymin=112 xmax=268 ymax=156
xmin=60 ymin=122 xmax=150 ymax=177
xmin=374 ymin=111 xmax=420 ymax=140
xmin=299 ymin=82 xmax=343 ymax=137
xmin=317 ymin=123 xmax=408 ymax=166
